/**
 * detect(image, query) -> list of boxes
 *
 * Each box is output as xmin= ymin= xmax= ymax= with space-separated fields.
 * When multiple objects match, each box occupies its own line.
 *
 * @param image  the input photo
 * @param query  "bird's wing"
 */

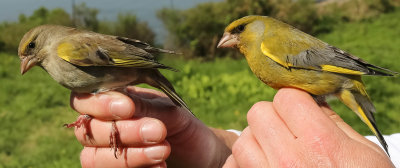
xmin=56 ymin=33 xmax=176 ymax=70
xmin=260 ymin=36 xmax=397 ymax=76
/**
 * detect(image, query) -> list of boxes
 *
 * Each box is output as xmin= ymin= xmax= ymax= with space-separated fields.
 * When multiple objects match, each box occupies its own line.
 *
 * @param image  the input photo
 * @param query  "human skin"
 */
xmin=71 ymin=87 xmax=394 ymax=168
xmin=223 ymin=88 xmax=394 ymax=168
xmin=70 ymin=86 xmax=233 ymax=168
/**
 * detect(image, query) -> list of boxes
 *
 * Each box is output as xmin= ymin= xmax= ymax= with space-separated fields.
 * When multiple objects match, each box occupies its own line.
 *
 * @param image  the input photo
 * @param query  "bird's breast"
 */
xmin=41 ymin=55 xmax=143 ymax=93
xmin=245 ymin=50 xmax=345 ymax=96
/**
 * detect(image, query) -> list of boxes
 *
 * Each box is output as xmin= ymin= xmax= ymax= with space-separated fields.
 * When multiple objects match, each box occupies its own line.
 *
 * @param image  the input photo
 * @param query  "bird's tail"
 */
xmin=336 ymin=79 xmax=389 ymax=156
xmin=148 ymin=70 xmax=195 ymax=117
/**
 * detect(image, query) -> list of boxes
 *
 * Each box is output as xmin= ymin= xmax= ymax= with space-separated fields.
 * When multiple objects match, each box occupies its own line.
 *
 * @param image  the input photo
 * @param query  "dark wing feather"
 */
xmin=116 ymin=36 xmax=180 ymax=55
xmin=287 ymin=45 xmax=398 ymax=76
xmin=329 ymin=46 xmax=397 ymax=76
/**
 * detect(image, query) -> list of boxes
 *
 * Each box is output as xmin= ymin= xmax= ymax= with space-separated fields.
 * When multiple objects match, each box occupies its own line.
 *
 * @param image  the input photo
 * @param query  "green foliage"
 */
xmin=97 ymin=13 xmax=156 ymax=44
xmin=159 ymin=58 xmax=276 ymax=129
xmin=317 ymin=0 xmax=397 ymax=22
xmin=0 ymin=53 xmax=81 ymax=167
xmin=0 ymin=7 xmax=73 ymax=53
xmin=73 ymin=3 xmax=99 ymax=31
xmin=157 ymin=3 xmax=231 ymax=58
xmin=47 ymin=9 xmax=74 ymax=26
xmin=114 ymin=13 xmax=156 ymax=44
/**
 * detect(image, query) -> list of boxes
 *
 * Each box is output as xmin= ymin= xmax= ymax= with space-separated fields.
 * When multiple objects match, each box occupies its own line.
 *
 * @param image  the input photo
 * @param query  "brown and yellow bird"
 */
xmin=218 ymin=16 xmax=397 ymax=155
xmin=18 ymin=25 xmax=192 ymax=157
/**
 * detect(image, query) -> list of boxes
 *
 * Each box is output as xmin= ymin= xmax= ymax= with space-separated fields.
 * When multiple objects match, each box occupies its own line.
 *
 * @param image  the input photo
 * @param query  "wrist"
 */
xmin=210 ymin=127 xmax=239 ymax=150
xmin=166 ymin=119 xmax=232 ymax=168
xmin=209 ymin=130 xmax=234 ymax=167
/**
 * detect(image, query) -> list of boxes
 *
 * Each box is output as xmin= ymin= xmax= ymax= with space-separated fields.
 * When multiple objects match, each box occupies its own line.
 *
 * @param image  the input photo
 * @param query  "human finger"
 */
xmin=126 ymin=91 xmax=196 ymax=136
xmin=232 ymin=127 xmax=269 ymax=168
xmin=247 ymin=101 xmax=296 ymax=160
xmin=126 ymin=86 xmax=168 ymax=99
xmin=70 ymin=91 xmax=135 ymax=120
xmin=272 ymin=88 xmax=341 ymax=138
xmin=75 ymin=117 xmax=167 ymax=147
xmin=80 ymin=142 xmax=170 ymax=168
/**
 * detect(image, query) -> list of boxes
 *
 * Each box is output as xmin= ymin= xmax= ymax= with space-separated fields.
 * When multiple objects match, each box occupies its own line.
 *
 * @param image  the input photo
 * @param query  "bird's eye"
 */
xmin=28 ymin=42 xmax=35 ymax=49
xmin=237 ymin=25 xmax=245 ymax=31
xmin=233 ymin=24 xmax=246 ymax=33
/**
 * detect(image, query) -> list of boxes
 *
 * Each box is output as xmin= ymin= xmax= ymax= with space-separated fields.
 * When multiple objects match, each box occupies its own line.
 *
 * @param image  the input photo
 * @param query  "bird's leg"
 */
xmin=64 ymin=114 xmax=93 ymax=141
xmin=312 ymin=95 xmax=330 ymax=107
xmin=92 ymin=90 xmax=124 ymax=158
xmin=109 ymin=120 xmax=122 ymax=158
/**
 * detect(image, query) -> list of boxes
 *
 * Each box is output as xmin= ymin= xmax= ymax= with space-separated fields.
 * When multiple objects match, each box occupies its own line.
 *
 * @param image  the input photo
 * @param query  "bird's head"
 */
xmin=18 ymin=25 xmax=51 ymax=75
xmin=217 ymin=15 xmax=267 ymax=51
xmin=18 ymin=25 xmax=69 ymax=75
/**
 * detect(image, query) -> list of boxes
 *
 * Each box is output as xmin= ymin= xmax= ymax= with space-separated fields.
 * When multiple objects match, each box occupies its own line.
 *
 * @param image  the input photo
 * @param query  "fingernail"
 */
xmin=144 ymin=146 xmax=166 ymax=162
xmin=110 ymin=98 xmax=132 ymax=119
xmin=141 ymin=120 xmax=163 ymax=143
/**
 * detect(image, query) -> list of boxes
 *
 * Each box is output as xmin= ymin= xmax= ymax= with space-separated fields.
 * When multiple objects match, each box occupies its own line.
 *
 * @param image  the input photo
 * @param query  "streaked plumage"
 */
xmin=18 ymin=25 xmax=190 ymax=111
xmin=218 ymin=16 xmax=397 ymax=155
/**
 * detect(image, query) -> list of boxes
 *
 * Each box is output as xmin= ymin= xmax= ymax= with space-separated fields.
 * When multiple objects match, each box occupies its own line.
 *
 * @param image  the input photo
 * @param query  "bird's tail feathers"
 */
xmin=146 ymin=47 xmax=182 ymax=55
xmin=337 ymin=85 xmax=389 ymax=156
xmin=365 ymin=64 xmax=398 ymax=76
xmin=149 ymin=71 xmax=195 ymax=117
xmin=116 ymin=36 xmax=182 ymax=55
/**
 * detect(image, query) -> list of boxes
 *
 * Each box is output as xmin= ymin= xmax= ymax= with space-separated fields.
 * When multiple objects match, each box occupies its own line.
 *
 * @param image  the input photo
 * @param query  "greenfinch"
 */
xmin=18 ymin=25 xmax=192 ymax=157
xmin=218 ymin=16 xmax=397 ymax=155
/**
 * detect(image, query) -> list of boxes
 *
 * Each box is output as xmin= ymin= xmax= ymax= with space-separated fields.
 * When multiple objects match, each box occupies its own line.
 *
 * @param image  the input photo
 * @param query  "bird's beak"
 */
xmin=217 ymin=32 xmax=239 ymax=48
xmin=20 ymin=56 xmax=38 ymax=75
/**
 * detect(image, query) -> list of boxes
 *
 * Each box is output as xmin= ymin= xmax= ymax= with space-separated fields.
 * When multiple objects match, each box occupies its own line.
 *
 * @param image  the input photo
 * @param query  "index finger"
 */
xmin=70 ymin=91 xmax=135 ymax=120
xmin=272 ymin=88 xmax=342 ymax=138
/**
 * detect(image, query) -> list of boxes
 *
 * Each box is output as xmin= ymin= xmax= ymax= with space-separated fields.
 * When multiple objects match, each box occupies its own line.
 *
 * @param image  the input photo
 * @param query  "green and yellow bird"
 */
xmin=18 ymin=25 xmax=192 ymax=157
xmin=218 ymin=16 xmax=397 ymax=155
xmin=18 ymin=25 xmax=190 ymax=110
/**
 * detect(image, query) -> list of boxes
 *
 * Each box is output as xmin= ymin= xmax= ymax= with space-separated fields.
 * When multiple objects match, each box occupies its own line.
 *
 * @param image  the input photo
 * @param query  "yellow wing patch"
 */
xmin=260 ymin=42 xmax=292 ymax=68
xmin=321 ymin=65 xmax=365 ymax=75
xmin=57 ymin=42 xmax=91 ymax=65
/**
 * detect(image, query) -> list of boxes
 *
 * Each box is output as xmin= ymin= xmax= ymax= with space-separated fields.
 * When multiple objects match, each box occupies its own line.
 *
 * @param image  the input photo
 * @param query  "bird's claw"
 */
xmin=64 ymin=114 xmax=93 ymax=141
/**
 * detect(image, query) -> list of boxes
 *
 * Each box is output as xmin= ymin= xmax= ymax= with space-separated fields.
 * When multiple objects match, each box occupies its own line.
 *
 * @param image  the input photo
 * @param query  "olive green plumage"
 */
xmin=18 ymin=25 xmax=191 ymax=112
xmin=218 ymin=16 xmax=398 ymax=155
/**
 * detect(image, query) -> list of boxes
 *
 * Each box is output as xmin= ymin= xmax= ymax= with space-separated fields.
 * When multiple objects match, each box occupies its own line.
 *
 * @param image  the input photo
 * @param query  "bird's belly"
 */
xmin=48 ymin=64 xmax=142 ymax=93
xmin=247 ymin=56 xmax=345 ymax=96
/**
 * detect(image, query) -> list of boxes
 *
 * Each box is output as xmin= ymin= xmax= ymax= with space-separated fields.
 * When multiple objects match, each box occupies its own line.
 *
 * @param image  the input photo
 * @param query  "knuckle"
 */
xmin=247 ymin=101 xmax=270 ymax=122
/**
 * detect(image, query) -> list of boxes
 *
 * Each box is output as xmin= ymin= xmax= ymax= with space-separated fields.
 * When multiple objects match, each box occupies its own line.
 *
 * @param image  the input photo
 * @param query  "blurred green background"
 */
xmin=1 ymin=0 xmax=400 ymax=167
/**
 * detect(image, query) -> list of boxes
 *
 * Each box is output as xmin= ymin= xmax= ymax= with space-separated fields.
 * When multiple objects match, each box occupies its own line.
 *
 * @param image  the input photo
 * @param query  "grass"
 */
xmin=1 ymin=10 xmax=400 ymax=167
xmin=0 ymin=53 xmax=81 ymax=167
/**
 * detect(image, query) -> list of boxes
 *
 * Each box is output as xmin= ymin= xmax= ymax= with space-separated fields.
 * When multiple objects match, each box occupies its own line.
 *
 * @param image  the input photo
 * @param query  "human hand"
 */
xmin=70 ymin=86 xmax=231 ymax=168
xmin=224 ymin=88 xmax=394 ymax=168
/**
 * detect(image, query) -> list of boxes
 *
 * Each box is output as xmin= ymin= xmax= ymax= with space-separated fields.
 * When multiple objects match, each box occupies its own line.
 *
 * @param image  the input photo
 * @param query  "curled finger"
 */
xmin=80 ymin=141 xmax=170 ymax=168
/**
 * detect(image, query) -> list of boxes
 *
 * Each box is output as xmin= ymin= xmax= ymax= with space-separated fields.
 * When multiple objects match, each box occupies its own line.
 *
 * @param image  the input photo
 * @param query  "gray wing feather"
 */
xmin=287 ymin=45 xmax=397 ymax=76
xmin=116 ymin=36 xmax=180 ymax=55
xmin=67 ymin=32 xmax=177 ymax=71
